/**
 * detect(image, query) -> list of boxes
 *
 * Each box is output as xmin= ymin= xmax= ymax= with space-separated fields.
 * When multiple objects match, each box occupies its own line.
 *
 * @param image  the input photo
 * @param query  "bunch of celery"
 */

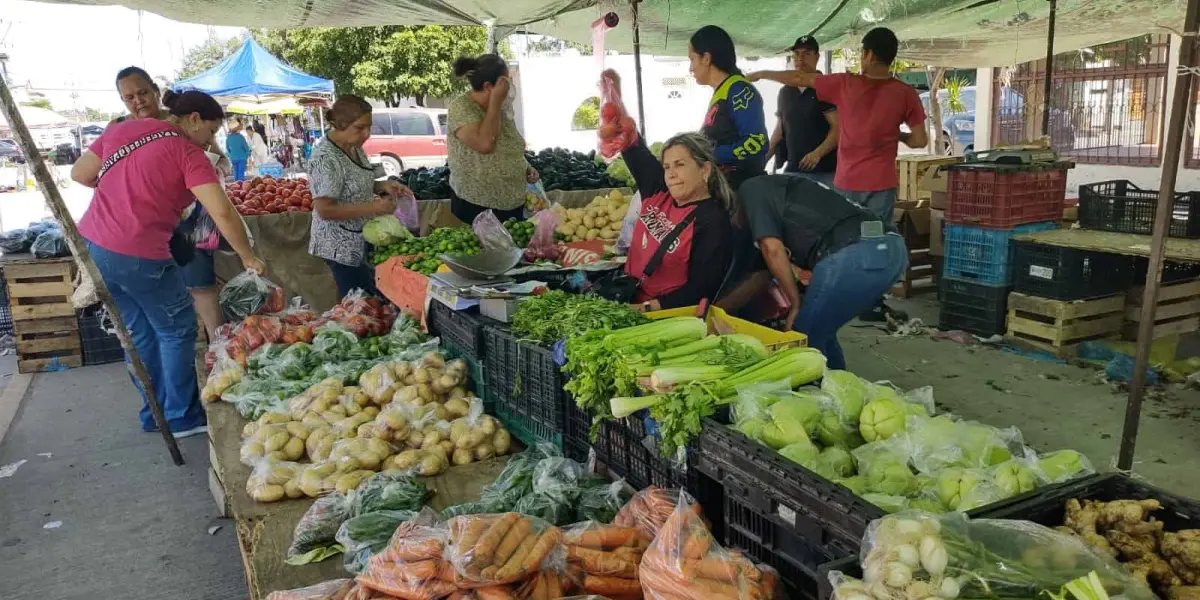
xmin=563 ymin=317 xmax=709 ymax=422
xmin=636 ymin=334 xmax=770 ymax=393
xmin=611 ymin=347 xmax=828 ymax=457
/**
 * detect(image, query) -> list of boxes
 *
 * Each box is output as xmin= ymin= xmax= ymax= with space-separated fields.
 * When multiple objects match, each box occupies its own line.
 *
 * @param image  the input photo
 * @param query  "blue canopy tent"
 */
xmin=173 ymin=37 xmax=334 ymax=101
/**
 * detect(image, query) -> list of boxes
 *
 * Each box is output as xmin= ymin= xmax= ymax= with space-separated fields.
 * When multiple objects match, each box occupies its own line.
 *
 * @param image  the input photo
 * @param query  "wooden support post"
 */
xmin=631 ymin=0 xmax=647 ymax=137
xmin=0 ymin=75 xmax=185 ymax=466
xmin=1041 ymin=0 xmax=1057 ymax=137
xmin=1119 ymin=0 xmax=1199 ymax=471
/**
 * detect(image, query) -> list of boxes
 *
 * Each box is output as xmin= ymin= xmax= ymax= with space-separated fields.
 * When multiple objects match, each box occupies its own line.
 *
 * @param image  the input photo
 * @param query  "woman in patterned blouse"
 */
xmin=308 ymin=95 xmax=412 ymax=299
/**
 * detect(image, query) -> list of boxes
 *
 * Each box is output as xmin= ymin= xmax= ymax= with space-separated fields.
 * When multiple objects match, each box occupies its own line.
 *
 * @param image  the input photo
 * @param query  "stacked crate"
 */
xmin=4 ymin=256 xmax=81 ymax=373
xmin=938 ymin=161 xmax=1070 ymax=337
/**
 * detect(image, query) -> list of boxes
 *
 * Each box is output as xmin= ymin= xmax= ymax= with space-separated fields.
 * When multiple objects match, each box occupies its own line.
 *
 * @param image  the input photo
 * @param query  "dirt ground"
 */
xmin=843 ymin=295 xmax=1200 ymax=499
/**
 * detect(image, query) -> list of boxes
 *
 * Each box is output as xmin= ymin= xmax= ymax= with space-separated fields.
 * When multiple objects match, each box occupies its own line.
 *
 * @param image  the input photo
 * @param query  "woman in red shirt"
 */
xmin=604 ymin=71 xmax=735 ymax=313
xmin=71 ymin=90 xmax=263 ymax=438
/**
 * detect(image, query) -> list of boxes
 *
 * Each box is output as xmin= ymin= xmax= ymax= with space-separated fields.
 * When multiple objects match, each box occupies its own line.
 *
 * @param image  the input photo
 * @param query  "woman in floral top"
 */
xmin=446 ymin=54 xmax=539 ymax=224
xmin=308 ymin=95 xmax=411 ymax=299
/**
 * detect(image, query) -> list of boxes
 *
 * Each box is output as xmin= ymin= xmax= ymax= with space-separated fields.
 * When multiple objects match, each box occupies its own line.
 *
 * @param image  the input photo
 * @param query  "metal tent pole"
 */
xmin=1040 ymin=0 xmax=1058 ymax=137
xmin=631 ymin=0 xmax=647 ymax=136
xmin=0 ymin=73 xmax=185 ymax=466
xmin=1118 ymin=0 xmax=1200 ymax=471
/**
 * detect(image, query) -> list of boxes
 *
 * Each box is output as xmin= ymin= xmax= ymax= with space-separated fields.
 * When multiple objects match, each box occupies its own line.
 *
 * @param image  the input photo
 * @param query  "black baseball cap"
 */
xmin=787 ymin=36 xmax=819 ymax=53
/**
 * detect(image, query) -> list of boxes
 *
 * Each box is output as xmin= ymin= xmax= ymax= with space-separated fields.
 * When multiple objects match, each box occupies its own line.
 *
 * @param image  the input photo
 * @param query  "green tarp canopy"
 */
xmin=37 ymin=0 xmax=1184 ymax=66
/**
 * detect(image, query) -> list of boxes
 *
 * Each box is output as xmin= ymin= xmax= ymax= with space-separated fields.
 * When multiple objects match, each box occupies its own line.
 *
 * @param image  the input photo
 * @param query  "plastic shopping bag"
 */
xmin=220 ymin=270 xmax=286 ymax=321
xmin=523 ymin=210 xmax=561 ymax=262
xmin=597 ymin=70 xmax=639 ymax=160
xmin=473 ymin=210 xmax=516 ymax=252
xmin=394 ymin=188 xmax=420 ymax=233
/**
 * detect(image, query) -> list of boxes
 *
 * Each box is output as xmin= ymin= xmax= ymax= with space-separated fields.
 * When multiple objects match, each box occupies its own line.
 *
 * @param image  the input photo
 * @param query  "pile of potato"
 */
xmin=240 ymin=350 xmax=515 ymax=503
xmin=551 ymin=189 xmax=630 ymax=242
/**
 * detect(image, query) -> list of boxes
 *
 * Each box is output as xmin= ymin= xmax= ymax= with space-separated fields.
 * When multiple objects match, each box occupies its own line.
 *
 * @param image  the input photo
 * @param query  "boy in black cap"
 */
xmin=767 ymin=36 xmax=838 ymax=186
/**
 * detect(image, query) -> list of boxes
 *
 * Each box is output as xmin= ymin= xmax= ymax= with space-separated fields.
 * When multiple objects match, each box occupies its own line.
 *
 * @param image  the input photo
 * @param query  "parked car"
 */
xmin=919 ymin=86 xmax=1076 ymax=155
xmin=0 ymin=138 xmax=24 ymax=164
xmin=78 ymin=125 xmax=104 ymax=149
xmin=362 ymin=107 xmax=449 ymax=176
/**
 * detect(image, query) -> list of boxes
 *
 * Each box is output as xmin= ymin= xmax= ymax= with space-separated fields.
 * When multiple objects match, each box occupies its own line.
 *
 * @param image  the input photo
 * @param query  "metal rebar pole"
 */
xmin=0 ymin=73 xmax=185 ymax=466
xmin=1118 ymin=0 xmax=1199 ymax=471
xmin=631 ymin=0 xmax=647 ymax=136
xmin=1041 ymin=0 xmax=1057 ymax=137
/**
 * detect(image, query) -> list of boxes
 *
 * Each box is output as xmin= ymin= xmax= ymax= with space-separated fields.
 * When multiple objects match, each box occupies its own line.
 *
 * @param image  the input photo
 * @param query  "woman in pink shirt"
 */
xmin=71 ymin=89 xmax=264 ymax=438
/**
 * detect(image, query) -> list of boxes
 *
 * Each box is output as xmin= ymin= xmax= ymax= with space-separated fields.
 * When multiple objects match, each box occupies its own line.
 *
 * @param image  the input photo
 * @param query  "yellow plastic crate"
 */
xmin=645 ymin=305 xmax=806 ymax=352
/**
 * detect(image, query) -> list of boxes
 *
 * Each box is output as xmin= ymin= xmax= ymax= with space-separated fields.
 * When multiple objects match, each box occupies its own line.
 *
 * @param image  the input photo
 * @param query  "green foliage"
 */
xmin=572 ymin=96 xmax=600 ymax=131
xmin=20 ymin=98 xmax=52 ymax=110
xmin=254 ymin=26 xmax=500 ymax=105
xmin=177 ymin=32 xmax=244 ymax=80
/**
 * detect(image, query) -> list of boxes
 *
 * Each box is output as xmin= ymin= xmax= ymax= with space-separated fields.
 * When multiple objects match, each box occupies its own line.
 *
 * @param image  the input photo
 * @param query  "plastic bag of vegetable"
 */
xmin=613 ymin=486 xmax=699 ymax=541
xmin=860 ymin=389 xmax=930 ymax=443
xmin=352 ymin=471 xmax=429 ymax=515
xmin=220 ymin=269 xmax=286 ymax=321
xmin=253 ymin=342 xmax=320 ymax=381
xmin=246 ymin=457 xmax=303 ymax=503
xmin=264 ymin=579 xmax=355 ymax=600
xmin=443 ymin=513 xmax=565 ymax=588
xmin=337 ymin=509 xmax=419 ymax=574
xmin=359 ymin=362 xmax=400 ymax=405
xmin=1032 ymin=448 xmax=1095 ymax=484
xmin=730 ymin=380 xmax=788 ymax=441
xmin=355 ymin=513 xmax=455 ymax=599
xmin=854 ymin=440 xmax=918 ymax=498
xmin=560 ymin=521 xmax=648 ymax=595
xmin=905 ymin=415 xmax=1022 ymax=475
xmin=0 ymin=228 xmax=30 ymax=253
xmin=287 ymin=491 xmax=354 ymax=564
xmin=832 ymin=511 xmax=1157 ymax=600
xmin=638 ymin=491 xmax=779 ymax=600
xmin=30 ymin=227 xmax=69 ymax=258
xmin=224 ymin=378 xmax=307 ymax=420
xmin=240 ymin=414 xmax=309 ymax=465
xmin=472 ymin=209 xmax=516 ymax=252
xmin=312 ymin=322 xmax=359 ymax=362
xmin=523 ymin=210 xmax=562 ymax=262
xmin=364 ymin=214 xmax=413 ymax=246
xmin=597 ymin=70 xmax=639 ymax=160
xmin=576 ymin=479 xmax=632 ymax=524
xmin=475 ymin=443 xmax=561 ymax=512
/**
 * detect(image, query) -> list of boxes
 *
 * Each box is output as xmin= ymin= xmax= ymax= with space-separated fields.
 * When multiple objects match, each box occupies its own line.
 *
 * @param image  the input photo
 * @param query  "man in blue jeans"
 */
xmin=739 ymin=175 xmax=907 ymax=369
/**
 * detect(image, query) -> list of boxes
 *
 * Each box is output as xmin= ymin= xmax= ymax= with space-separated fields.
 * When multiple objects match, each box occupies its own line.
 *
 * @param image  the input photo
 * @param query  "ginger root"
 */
xmin=1163 ymin=530 xmax=1200 ymax=585
xmin=1065 ymin=499 xmax=1117 ymax=556
xmin=1167 ymin=586 xmax=1200 ymax=600
xmin=1097 ymin=499 xmax=1162 ymax=528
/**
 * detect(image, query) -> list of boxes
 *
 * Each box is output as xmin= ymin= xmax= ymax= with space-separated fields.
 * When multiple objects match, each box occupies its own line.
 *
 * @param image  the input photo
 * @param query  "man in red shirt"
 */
xmin=748 ymin=27 xmax=928 ymax=221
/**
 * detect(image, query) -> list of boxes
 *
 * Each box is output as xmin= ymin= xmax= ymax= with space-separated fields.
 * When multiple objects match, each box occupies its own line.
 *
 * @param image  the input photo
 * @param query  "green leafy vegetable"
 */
xmin=512 ymin=290 xmax=646 ymax=344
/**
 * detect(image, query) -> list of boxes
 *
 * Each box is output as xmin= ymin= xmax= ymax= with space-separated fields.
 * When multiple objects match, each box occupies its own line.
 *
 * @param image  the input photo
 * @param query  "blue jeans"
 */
xmin=87 ymin=241 xmax=206 ymax=432
xmin=795 ymin=234 xmax=908 ymax=370
xmin=837 ymin=186 xmax=898 ymax=224
xmin=325 ymin=258 xmax=378 ymax=300
xmin=180 ymin=249 xmax=216 ymax=289
xmin=232 ymin=159 xmax=247 ymax=181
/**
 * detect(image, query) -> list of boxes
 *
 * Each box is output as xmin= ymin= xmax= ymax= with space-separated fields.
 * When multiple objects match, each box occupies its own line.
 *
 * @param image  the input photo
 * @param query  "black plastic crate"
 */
xmin=983 ymin=472 xmax=1200 ymax=529
xmin=564 ymin=396 xmax=607 ymax=465
xmin=480 ymin=325 xmax=565 ymax=449
xmin=602 ymin=415 xmax=689 ymax=491
xmin=0 ymin=269 xmax=10 ymax=338
xmin=426 ymin=301 xmax=487 ymax=359
xmin=1079 ymin=180 xmax=1200 ymax=239
xmin=1132 ymin=257 xmax=1200 ymax=284
xmin=1012 ymin=242 xmax=1135 ymax=300
xmin=817 ymin=556 xmax=860 ymax=600
xmin=721 ymin=472 xmax=859 ymax=600
xmin=938 ymin=277 xmax=1011 ymax=336
xmin=78 ymin=304 xmax=124 ymax=366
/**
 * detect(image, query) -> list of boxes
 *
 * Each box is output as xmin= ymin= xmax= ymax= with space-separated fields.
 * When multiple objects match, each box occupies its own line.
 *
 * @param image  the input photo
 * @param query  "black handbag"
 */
xmin=169 ymin=227 xmax=194 ymax=266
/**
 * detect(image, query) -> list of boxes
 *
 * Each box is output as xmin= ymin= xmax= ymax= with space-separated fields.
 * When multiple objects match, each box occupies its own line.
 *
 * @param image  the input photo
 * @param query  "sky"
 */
xmin=0 ymin=0 xmax=241 ymax=114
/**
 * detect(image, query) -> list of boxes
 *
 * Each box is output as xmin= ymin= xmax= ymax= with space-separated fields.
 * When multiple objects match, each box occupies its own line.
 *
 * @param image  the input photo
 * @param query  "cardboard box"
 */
xmin=930 ymin=190 xmax=949 ymax=210
xmin=930 ymin=209 xmax=945 ymax=256
xmin=896 ymin=155 xmax=962 ymax=202
xmin=892 ymin=200 xmax=931 ymax=250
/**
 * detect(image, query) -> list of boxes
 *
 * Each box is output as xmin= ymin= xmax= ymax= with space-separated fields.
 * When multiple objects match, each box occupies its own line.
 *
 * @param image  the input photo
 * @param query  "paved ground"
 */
xmin=0 ymin=361 xmax=247 ymax=600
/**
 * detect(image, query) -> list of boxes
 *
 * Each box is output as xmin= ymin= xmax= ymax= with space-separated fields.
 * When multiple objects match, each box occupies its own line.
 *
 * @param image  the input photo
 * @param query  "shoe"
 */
xmin=171 ymin=425 xmax=208 ymax=439
xmin=858 ymin=305 xmax=888 ymax=322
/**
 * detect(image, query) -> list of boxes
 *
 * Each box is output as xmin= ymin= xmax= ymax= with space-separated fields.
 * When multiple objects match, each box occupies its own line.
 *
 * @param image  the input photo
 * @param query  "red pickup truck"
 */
xmin=363 ymin=107 xmax=449 ymax=176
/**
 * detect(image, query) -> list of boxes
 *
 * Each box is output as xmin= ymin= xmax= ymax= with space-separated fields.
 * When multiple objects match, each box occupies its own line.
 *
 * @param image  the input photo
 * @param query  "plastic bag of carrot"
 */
xmin=264 ymin=578 xmax=355 ymax=600
xmin=613 ymin=486 xmax=703 ymax=541
xmin=356 ymin=509 xmax=457 ymax=600
xmin=444 ymin=513 xmax=564 ymax=589
xmin=561 ymin=521 xmax=650 ymax=598
xmin=638 ymin=492 xmax=781 ymax=600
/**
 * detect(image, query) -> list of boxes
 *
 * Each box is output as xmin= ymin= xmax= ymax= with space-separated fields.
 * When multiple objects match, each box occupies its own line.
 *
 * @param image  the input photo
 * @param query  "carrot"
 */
xmin=437 ymin=559 xmax=456 ymax=582
xmin=530 ymin=572 xmax=548 ymax=600
xmin=519 ymin=528 xmax=563 ymax=572
xmin=583 ymin=574 xmax=643 ymax=597
xmin=492 ymin=530 xmax=539 ymax=580
xmin=358 ymin=572 xmax=456 ymax=600
xmin=612 ymin=546 xmax=645 ymax=560
xmin=690 ymin=576 xmax=754 ymax=599
xmin=681 ymin=525 xmax=712 ymax=560
xmin=471 ymin=513 xmax=520 ymax=567
xmin=491 ymin=517 xmax=532 ymax=568
xmin=370 ymin=558 xmax=440 ymax=582
xmin=568 ymin=526 xmax=643 ymax=550
xmin=456 ymin=516 xmax=492 ymax=557
xmin=681 ymin=557 xmax=761 ymax=582
xmin=545 ymin=571 xmax=564 ymax=599
xmin=475 ymin=585 xmax=516 ymax=600
xmin=567 ymin=546 xmax=638 ymax=578
xmin=382 ymin=538 xmax=444 ymax=562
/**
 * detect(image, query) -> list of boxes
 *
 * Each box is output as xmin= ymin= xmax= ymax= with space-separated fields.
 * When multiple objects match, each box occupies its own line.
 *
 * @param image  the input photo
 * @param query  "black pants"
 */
xmin=450 ymin=191 xmax=524 ymax=225
xmin=325 ymin=259 xmax=378 ymax=300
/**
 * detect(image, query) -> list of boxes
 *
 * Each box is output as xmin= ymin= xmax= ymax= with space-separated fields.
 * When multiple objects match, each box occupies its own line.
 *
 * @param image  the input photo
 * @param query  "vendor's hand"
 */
xmin=800 ymin=150 xmax=823 ymax=171
xmin=745 ymin=71 xmax=763 ymax=83
xmin=372 ymin=195 xmax=398 ymax=215
xmin=526 ymin=166 xmax=539 ymax=184
xmin=379 ymin=179 xmax=413 ymax=199
xmin=242 ymin=256 xmax=266 ymax=275
xmin=602 ymin=69 xmax=621 ymax=94
xmin=490 ymin=76 xmax=511 ymax=104
xmin=783 ymin=303 xmax=800 ymax=331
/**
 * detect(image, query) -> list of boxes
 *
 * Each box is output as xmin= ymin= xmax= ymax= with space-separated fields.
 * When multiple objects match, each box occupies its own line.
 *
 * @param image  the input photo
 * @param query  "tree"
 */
xmin=20 ymin=98 xmax=52 ymax=110
xmin=255 ymin=25 xmax=498 ymax=106
xmin=526 ymin=35 xmax=593 ymax=55
xmin=832 ymin=48 xmax=919 ymax=75
xmin=177 ymin=31 xmax=244 ymax=80
xmin=84 ymin=107 xmax=120 ymax=122
xmin=571 ymin=96 xmax=600 ymax=130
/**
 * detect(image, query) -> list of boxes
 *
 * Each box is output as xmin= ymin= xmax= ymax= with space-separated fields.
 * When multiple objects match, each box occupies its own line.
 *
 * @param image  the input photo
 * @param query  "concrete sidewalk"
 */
xmin=0 ymin=362 xmax=247 ymax=600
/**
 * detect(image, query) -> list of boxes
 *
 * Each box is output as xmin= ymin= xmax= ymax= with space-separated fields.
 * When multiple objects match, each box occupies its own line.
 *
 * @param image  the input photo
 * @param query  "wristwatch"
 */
xmin=642 ymin=301 xmax=652 ymax=313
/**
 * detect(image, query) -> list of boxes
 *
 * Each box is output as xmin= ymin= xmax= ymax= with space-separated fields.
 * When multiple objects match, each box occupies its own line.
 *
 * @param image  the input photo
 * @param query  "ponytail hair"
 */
xmin=689 ymin=25 xmax=741 ymax=75
xmin=662 ymin=132 xmax=736 ymax=214
xmin=161 ymin=89 xmax=224 ymax=121
xmin=453 ymin=54 xmax=509 ymax=91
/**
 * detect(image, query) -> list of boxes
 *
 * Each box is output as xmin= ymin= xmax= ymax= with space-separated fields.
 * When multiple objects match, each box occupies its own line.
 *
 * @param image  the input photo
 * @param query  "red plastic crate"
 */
xmin=945 ymin=164 xmax=1069 ymax=228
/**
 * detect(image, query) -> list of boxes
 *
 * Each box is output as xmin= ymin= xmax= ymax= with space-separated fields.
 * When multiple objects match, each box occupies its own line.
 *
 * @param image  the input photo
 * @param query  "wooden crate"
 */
xmin=1122 ymin=279 xmax=1200 ymax=340
xmin=5 ymin=258 xmax=75 ymax=322
xmin=14 ymin=316 xmax=81 ymax=372
xmin=1005 ymin=292 xmax=1125 ymax=356
xmin=896 ymin=155 xmax=962 ymax=202
xmin=890 ymin=248 xmax=937 ymax=298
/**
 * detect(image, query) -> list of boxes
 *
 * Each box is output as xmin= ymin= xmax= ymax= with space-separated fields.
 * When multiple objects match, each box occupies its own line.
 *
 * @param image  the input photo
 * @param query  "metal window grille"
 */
xmin=992 ymin=34 xmax=1171 ymax=167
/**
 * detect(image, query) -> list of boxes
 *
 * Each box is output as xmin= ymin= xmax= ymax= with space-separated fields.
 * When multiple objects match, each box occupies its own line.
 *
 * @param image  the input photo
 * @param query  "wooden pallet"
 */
xmin=1005 ymin=292 xmax=1125 ymax=356
xmin=1123 ymin=279 xmax=1200 ymax=340
xmin=890 ymin=248 xmax=937 ymax=298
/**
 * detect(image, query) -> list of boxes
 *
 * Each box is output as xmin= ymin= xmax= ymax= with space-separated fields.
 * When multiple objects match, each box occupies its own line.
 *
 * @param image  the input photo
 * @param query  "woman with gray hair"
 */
xmin=603 ymin=69 xmax=734 ymax=313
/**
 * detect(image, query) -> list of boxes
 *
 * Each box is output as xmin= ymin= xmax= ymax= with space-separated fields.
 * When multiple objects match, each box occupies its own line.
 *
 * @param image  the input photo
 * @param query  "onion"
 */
xmin=919 ymin=535 xmax=948 ymax=576
xmin=894 ymin=544 xmax=920 ymax=569
xmin=938 ymin=577 xmax=960 ymax=599
xmin=884 ymin=563 xmax=912 ymax=588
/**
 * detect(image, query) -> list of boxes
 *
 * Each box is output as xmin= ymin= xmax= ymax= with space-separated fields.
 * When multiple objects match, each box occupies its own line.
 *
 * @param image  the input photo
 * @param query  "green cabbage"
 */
xmin=363 ymin=215 xmax=412 ymax=246
xmin=1036 ymin=450 xmax=1093 ymax=483
xmin=833 ymin=475 xmax=866 ymax=495
xmin=807 ymin=446 xmax=856 ymax=479
xmin=820 ymin=370 xmax=868 ymax=423
xmin=993 ymin=460 xmax=1037 ymax=497
xmin=863 ymin=455 xmax=917 ymax=496
xmin=859 ymin=398 xmax=908 ymax=442
xmin=937 ymin=467 xmax=996 ymax=510
xmin=778 ymin=435 xmax=820 ymax=466
xmin=907 ymin=495 xmax=948 ymax=512
xmin=862 ymin=493 xmax=909 ymax=513
xmin=759 ymin=391 xmax=822 ymax=449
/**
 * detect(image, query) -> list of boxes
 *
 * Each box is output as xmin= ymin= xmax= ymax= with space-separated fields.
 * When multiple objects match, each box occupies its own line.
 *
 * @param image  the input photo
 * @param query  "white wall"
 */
xmin=512 ymin=54 xmax=788 ymax=153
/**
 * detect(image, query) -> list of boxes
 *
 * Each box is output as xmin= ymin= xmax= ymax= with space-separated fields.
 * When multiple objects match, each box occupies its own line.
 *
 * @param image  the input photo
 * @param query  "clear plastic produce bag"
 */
xmin=525 ymin=180 xmax=550 ymax=214
xmin=394 ymin=189 xmax=420 ymax=233
xmin=337 ymin=509 xmax=420 ymax=574
xmin=597 ymin=71 xmax=639 ymax=160
xmin=30 ymin=227 xmax=69 ymax=258
xmin=832 ymin=511 xmax=1158 ymax=600
xmin=523 ymin=210 xmax=561 ymax=262
xmin=357 ymin=514 xmax=455 ymax=600
xmin=614 ymin=191 xmax=642 ymax=255
xmin=561 ymin=521 xmax=648 ymax=596
xmin=575 ymin=479 xmax=632 ymax=524
xmin=245 ymin=457 xmax=303 ymax=503
xmin=638 ymin=491 xmax=779 ymax=600
xmin=444 ymin=513 xmax=565 ymax=588
xmin=288 ymin=490 xmax=353 ymax=564
xmin=264 ymin=579 xmax=354 ymax=600
xmin=613 ymin=486 xmax=698 ymax=541
xmin=473 ymin=209 xmax=516 ymax=252
xmin=905 ymin=415 xmax=1024 ymax=475
xmin=220 ymin=270 xmax=286 ymax=321
xmin=0 ymin=228 xmax=30 ymax=253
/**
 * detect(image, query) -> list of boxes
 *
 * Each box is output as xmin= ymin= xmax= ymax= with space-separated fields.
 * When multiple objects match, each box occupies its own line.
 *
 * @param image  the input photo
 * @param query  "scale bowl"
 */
xmin=440 ymin=247 xmax=523 ymax=280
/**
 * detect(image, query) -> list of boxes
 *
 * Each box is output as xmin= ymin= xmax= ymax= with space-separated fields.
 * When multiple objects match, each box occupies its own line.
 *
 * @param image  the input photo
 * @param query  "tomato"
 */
xmin=266 ymin=185 xmax=277 ymax=193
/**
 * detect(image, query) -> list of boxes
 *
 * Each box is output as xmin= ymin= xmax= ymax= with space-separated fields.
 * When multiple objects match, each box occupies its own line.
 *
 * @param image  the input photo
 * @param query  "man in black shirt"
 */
xmin=767 ymin=36 xmax=838 ymax=185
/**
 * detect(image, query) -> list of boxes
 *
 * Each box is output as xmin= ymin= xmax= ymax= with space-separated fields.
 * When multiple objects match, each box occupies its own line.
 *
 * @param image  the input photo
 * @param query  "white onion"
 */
xmin=894 ymin=544 xmax=920 ymax=569
xmin=920 ymin=535 xmax=949 ymax=576
xmin=885 ymin=562 xmax=913 ymax=588
xmin=938 ymin=577 xmax=960 ymax=599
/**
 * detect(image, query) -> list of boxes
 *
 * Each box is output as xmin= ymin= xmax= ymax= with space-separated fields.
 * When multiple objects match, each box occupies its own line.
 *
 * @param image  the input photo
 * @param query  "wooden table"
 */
xmin=1011 ymin=228 xmax=1200 ymax=263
